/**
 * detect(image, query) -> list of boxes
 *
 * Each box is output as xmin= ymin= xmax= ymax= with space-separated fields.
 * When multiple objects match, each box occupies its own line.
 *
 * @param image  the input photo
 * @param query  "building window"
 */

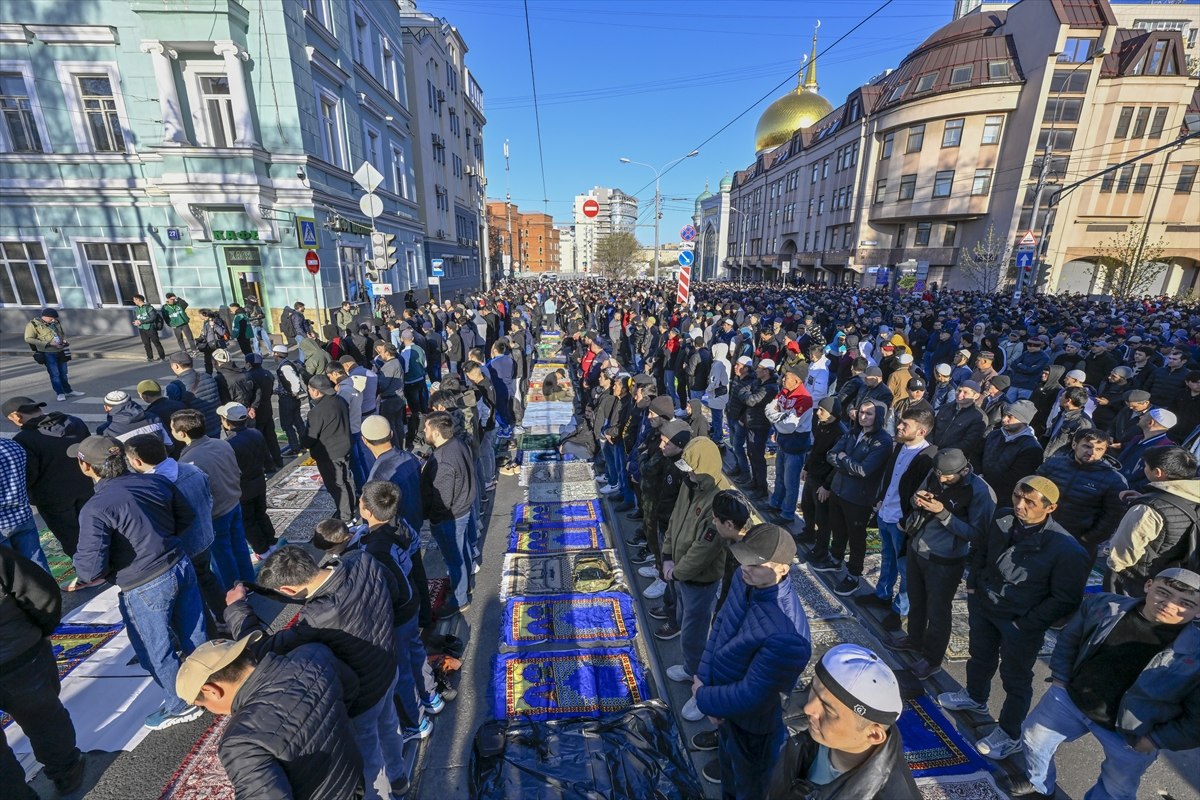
xmin=1114 ymin=107 xmax=1134 ymax=138
xmin=915 ymin=222 xmax=932 ymax=246
xmin=981 ymin=115 xmax=1003 ymax=145
xmin=988 ymin=60 xmax=1010 ymax=80
xmin=880 ymin=132 xmax=894 ymax=159
xmin=950 ymin=65 xmax=973 ymax=85
xmin=1049 ymin=69 xmax=1089 ymax=94
xmin=1131 ymin=107 xmax=1151 ymax=138
xmin=817 ymin=195 xmax=825 ymax=214
xmin=83 ymin=242 xmax=157 ymax=306
xmin=1115 ymin=165 xmax=1134 ymax=193
xmin=822 ymin=158 xmax=829 ymax=178
xmin=874 ymin=178 xmax=887 ymax=204
xmin=198 ymin=75 xmax=237 ymax=148
xmin=1176 ymin=165 xmax=1197 ymax=194
xmin=942 ymin=118 xmax=964 ymax=147
xmin=1037 ymin=128 xmax=1076 ymax=152
xmin=1132 ymin=164 xmax=1151 ymax=193
xmin=1044 ymin=97 xmax=1082 ymax=123
xmin=906 ymin=124 xmax=925 ymax=153
xmin=914 ymin=72 xmax=937 ymax=93
xmin=811 ymin=164 xmax=818 ymax=183
xmin=898 ymin=174 xmax=916 ymax=200
xmin=971 ymin=169 xmax=993 ymax=195
xmin=391 ymin=145 xmax=411 ymax=199
xmin=896 ymin=224 xmax=907 ymax=248
xmin=1100 ymin=164 xmax=1117 ymax=193
xmin=0 ymin=72 xmax=43 ymax=152
xmin=317 ymin=90 xmax=344 ymax=168
xmin=1148 ymin=107 xmax=1168 ymax=139
xmin=843 ymin=227 xmax=853 ymax=248
xmin=1059 ymin=38 xmax=1096 ymax=64
xmin=1146 ymin=40 xmax=1169 ymax=75
xmin=807 ymin=198 xmax=814 ymax=218
xmin=932 ymin=170 xmax=954 ymax=198
xmin=77 ymin=75 xmax=125 ymax=152
xmin=886 ymin=80 xmax=908 ymax=104
xmin=0 ymin=241 xmax=57 ymax=306
xmin=306 ymin=0 xmax=332 ymax=30
xmin=364 ymin=126 xmax=381 ymax=168
xmin=354 ymin=13 xmax=370 ymax=65
xmin=943 ymin=222 xmax=958 ymax=248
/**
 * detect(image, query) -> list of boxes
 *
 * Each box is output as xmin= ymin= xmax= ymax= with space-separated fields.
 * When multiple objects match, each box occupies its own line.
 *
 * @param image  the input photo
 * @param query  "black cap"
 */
xmin=2 ymin=396 xmax=46 ymax=416
xmin=39 ymin=307 xmax=58 ymax=318
xmin=245 ymin=353 xmax=263 ymax=366
xmin=632 ymin=373 xmax=656 ymax=387
xmin=906 ymin=378 xmax=926 ymax=391
xmin=934 ymin=448 xmax=969 ymax=475
xmin=307 ymin=375 xmax=335 ymax=394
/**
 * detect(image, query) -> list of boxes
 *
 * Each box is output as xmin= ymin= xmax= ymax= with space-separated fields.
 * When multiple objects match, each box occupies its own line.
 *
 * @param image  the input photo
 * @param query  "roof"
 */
xmin=1046 ymin=0 xmax=1116 ymax=30
xmin=1101 ymin=28 xmax=1190 ymax=78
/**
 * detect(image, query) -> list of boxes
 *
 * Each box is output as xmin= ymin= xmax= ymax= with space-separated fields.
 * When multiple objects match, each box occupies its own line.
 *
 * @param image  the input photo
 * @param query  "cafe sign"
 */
xmin=224 ymin=246 xmax=262 ymax=267
xmin=213 ymin=229 xmax=260 ymax=241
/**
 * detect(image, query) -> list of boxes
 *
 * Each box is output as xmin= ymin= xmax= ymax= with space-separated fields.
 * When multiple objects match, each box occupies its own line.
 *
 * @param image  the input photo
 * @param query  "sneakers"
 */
xmin=637 ymin=565 xmax=659 ymax=579
xmin=702 ymin=759 xmax=721 ymax=784
xmin=594 ymin=475 xmax=609 ymax=485
xmin=881 ymin=611 xmax=905 ymax=632
xmin=681 ymin=696 xmax=705 ymax=722
xmin=423 ymin=691 xmax=446 ymax=715
xmin=976 ymin=727 xmax=1022 ymax=760
xmin=68 ymin=390 xmax=86 ymax=397
xmin=56 ymin=393 xmax=67 ymax=402
xmin=599 ymin=484 xmax=620 ymax=495
xmin=808 ymin=555 xmax=842 ymax=573
xmin=643 ymin=578 xmax=667 ymax=599
xmin=631 ymin=547 xmax=653 ymax=565
xmin=52 ymin=756 xmax=85 ymax=795
xmin=937 ymin=689 xmax=988 ymax=714
xmin=691 ymin=729 xmax=718 ymax=751
xmin=627 ymin=508 xmax=644 ymax=520
xmin=666 ymin=664 xmax=692 ymax=683
xmin=402 ymin=716 xmax=434 ymax=741
xmin=647 ymin=605 xmax=670 ymax=620
xmin=145 ymin=704 xmax=203 ymax=730
xmin=654 ymin=621 xmax=681 ymax=641
xmin=910 ymin=658 xmax=940 ymax=681
xmin=887 ymin=634 xmax=921 ymax=654
xmin=832 ymin=575 xmax=861 ymax=596
xmin=625 ymin=531 xmax=647 ymax=547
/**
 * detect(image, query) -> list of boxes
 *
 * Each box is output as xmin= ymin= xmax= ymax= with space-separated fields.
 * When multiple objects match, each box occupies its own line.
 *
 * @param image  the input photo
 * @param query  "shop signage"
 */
xmin=213 ymin=230 xmax=261 ymax=242
xmin=224 ymin=246 xmax=262 ymax=267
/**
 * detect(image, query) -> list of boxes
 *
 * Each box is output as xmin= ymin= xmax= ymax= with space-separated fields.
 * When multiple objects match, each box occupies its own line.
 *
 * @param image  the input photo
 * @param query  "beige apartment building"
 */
xmin=719 ymin=0 xmax=1199 ymax=294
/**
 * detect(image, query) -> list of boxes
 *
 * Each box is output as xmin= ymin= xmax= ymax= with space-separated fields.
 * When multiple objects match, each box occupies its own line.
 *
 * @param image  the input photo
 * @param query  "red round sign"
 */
xmin=582 ymin=198 xmax=600 ymax=218
xmin=305 ymin=250 xmax=320 ymax=274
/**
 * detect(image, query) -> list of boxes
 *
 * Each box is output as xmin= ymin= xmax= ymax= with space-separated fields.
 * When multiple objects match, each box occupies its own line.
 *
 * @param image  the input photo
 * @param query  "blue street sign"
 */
xmin=296 ymin=216 xmax=320 ymax=248
xmin=1016 ymin=247 xmax=1035 ymax=268
xmin=431 ymin=258 xmax=445 ymax=277
xmin=678 ymin=250 xmax=694 ymax=267
xmin=166 ymin=228 xmax=181 ymax=241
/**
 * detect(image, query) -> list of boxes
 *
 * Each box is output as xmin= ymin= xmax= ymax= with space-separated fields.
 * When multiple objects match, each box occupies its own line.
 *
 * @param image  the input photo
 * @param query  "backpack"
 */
xmin=152 ymin=310 xmax=165 ymax=331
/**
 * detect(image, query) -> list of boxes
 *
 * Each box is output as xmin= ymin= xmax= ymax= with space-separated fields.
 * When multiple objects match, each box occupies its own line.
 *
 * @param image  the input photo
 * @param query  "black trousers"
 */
xmin=191 ymin=547 xmax=229 ymax=636
xmin=317 ymin=455 xmax=357 ymax=522
xmin=278 ymin=396 xmax=306 ymax=450
xmin=139 ymin=328 xmax=165 ymax=359
xmin=746 ymin=425 xmax=770 ymax=494
xmin=403 ymin=383 xmax=427 ymax=449
xmin=905 ymin=547 xmax=965 ymax=667
xmin=799 ymin=476 xmax=829 ymax=543
xmin=37 ymin=494 xmax=89 ymax=557
xmin=240 ymin=493 xmax=277 ymax=554
xmin=379 ymin=396 xmax=408 ymax=449
xmin=965 ymin=599 xmax=1046 ymax=739
xmin=255 ymin=412 xmax=283 ymax=468
xmin=171 ymin=324 xmax=195 ymax=352
xmin=827 ymin=495 xmax=872 ymax=576
xmin=0 ymin=640 xmax=80 ymax=791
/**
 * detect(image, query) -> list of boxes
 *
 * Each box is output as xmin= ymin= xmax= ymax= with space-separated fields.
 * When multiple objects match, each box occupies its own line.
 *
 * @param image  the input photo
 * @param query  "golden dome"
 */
xmin=755 ymin=28 xmax=833 ymax=153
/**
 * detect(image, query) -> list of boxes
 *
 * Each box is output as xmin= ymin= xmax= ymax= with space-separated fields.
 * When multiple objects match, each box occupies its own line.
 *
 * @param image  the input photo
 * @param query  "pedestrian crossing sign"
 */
xmin=296 ymin=216 xmax=320 ymax=248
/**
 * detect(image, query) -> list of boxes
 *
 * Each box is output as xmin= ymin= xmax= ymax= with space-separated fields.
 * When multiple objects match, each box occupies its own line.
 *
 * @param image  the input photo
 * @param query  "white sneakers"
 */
xmin=642 ymin=578 xmax=667 ymax=599
xmin=599 ymin=484 xmax=620 ymax=495
xmin=56 ymin=394 xmax=66 ymax=401
xmin=976 ymin=727 xmax=1022 ymax=760
xmin=637 ymin=565 xmax=659 ymax=579
xmin=666 ymin=665 xmax=692 ymax=683
xmin=681 ymin=696 xmax=705 ymax=722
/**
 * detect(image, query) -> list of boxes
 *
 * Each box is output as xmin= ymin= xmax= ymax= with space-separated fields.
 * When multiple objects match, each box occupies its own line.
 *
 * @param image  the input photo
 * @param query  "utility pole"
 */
xmin=653 ymin=179 xmax=662 ymax=281
xmin=504 ymin=139 xmax=513 ymax=284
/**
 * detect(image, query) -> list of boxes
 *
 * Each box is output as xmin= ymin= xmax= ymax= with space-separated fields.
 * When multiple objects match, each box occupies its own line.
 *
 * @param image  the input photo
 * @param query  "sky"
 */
xmin=421 ymin=0 xmax=1190 ymax=241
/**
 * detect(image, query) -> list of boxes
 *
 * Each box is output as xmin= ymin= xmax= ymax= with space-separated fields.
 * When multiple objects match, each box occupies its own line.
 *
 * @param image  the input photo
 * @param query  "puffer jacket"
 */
xmin=930 ymin=402 xmax=987 ymax=466
xmin=969 ymin=512 xmax=1091 ymax=631
xmin=1144 ymin=364 xmax=1190 ymax=409
xmin=979 ymin=426 xmax=1043 ymax=507
xmin=768 ymin=723 xmax=919 ymax=799
xmin=97 ymin=400 xmax=171 ymax=445
xmin=826 ymin=400 xmax=893 ymax=507
xmin=1051 ymin=593 xmax=1200 ymax=752
xmin=229 ymin=550 xmax=399 ymax=717
xmin=167 ymin=368 xmax=222 ymax=438
xmin=14 ymin=411 xmax=93 ymax=507
xmin=1035 ymin=452 xmax=1128 ymax=547
xmin=768 ymin=384 xmax=815 ymax=453
xmin=741 ymin=376 xmax=778 ymax=430
xmin=1009 ymin=347 xmax=1051 ymax=391
xmin=726 ymin=372 xmax=753 ymax=422
xmin=663 ymin=438 xmax=733 ymax=584
xmin=694 ymin=567 xmax=811 ymax=735
xmin=219 ymin=645 xmax=364 ymax=800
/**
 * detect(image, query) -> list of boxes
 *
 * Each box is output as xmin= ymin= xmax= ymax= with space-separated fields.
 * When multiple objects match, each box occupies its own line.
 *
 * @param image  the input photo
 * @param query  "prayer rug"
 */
xmin=527 ymin=481 xmax=600 ymax=503
xmin=789 ymin=565 xmax=852 ymax=621
xmin=516 ymin=449 xmax=577 ymax=466
xmin=522 ymin=424 xmax=573 ymax=437
xmin=1 ymin=622 xmax=125 ymax=729
xmin=517 ymin=432 xmax=562 ymax=451
xmin=501 ymin=592 xmax=636 ymax=646
xmin=799 ymin=618 xmax=884 ymax=687
xmin=514 ymin=500 xmax=604 ymax=526
xmin=158 ymin=715 xmax=233 ymax=800
xmin=507 ymin=525 xmax=608 ymax=555
xmin=500 ymin=552 xmax=626 ymax=599
xmin=272 ymin=465 xmax=324 ymax=491
xmin=899 ymin=695 xmax=989 ymax=778
xmin=493 ymin=647 xmax=649 ymax=720
xmin=519 ymin=460 xmax=595 ymax=486
xmin=39 ymin=528 xmax=76 ymax=588
xmin=915 ymin=772 xmax=1007 ymax=800
xmin=266 ymin=488 xmax=335 ymax=512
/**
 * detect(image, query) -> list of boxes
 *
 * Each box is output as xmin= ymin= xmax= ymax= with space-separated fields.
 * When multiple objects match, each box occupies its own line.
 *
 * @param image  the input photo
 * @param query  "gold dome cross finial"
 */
xmin=804 ymin=20 xmax=820 ymax=92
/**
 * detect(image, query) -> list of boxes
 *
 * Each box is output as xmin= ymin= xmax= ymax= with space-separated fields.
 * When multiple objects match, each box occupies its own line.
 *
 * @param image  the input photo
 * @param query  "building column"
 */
xmin=139 ymin=42 xmax=189 ymax=145
xmin=213 ymin=41 xmax=259 ymax=147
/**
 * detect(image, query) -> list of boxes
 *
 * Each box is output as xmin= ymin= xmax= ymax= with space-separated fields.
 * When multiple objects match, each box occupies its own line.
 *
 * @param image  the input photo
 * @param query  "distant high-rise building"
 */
xmin=573 ymin=187 xmax=638 ymax=273
xmin=556 ymin=225 xmax=577 ymax=274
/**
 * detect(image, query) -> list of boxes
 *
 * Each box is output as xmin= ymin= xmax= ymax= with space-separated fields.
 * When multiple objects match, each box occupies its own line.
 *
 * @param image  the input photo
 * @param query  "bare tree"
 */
xmin=1090 ymin=224 xmax=1168 ymax=299
xmin=956 ymin=222 xmax=1011 ymax=293
xmin=593 ymin=231 xmax=641 ymax=280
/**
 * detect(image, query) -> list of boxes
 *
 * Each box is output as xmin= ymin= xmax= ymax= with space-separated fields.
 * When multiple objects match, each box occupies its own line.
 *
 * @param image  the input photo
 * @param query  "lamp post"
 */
xmin=619 ymin=150 xmax=700 ymax=281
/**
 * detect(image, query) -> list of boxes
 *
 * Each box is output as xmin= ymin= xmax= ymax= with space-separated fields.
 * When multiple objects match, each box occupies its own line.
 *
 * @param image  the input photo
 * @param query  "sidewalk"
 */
xmin=1 ymin=331 xmax=159 ymax=362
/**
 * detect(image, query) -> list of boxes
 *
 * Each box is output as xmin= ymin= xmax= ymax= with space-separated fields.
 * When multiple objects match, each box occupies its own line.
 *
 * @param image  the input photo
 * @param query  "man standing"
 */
xmin=799 ymin=397 xmax=847 ymax=551
xmin=161 ymin=293 xmax=195 ymax=354
xmin=272 ymin=344 xmax=307 ymax=456
xmin=938 ymin=476 xmax=1091 ymax=760
xmin=1036 ymin=429 xmax=1127 ymax=559
xmin=5 ymin=396 xmax=92 ymax=557
xmin=280 ymin=301 xmax=310 ymax=365
xmin=980 ymin=400 xmax=1044 ymax=506
xmin=132 ymin=294 xmax=167 ymax=362
xmin=400 ymin=329 xmax=429 ymax=449
xmin=303 ymin=375 xmax=357 ymax=524
xmin=691 ymin=523 xmax=811 ymax=793
xmin=420 ymin=411 xmax=477 ymax=616
xmin=218 ymin=403 xmax=277 ymax=561
xmin=0 ymin=439 xmax=49 ymax=571
xmin=1008 ymin=339 xmax=1050 ymax=402
xmin=1119 ymin=408 xmax=1178 ymax=491
xmin=71 ymin=434 xmax=207 ymax=730
xmin=930 ymin=381 xmax=988 ymax=466
xmin=739 ymin=358 xmax=778 ymax=500
xmin=166 ymin=352 xmax=222 ymax=438
xmin=137 ymin=380 xmax=187 ymax=457
xmin=362 ymin=416 xmax=423 ymax=535
xmin=1043 ymin=386 xmax=1094 ymax=459
xmin=243 ymin=353 xmax=282 ymax=470
xmin=24 ymin=308 xmax=83 ymax=401
xmin=228 ymin=303 xmax=253 ymax=355
xmin=765 ymin=364 xmax=814 ymax=527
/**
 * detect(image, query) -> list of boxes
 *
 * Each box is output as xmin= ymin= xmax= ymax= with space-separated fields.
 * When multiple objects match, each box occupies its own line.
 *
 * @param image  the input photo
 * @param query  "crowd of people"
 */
xmin=2 ymin=277 xmax=1198 ymax=800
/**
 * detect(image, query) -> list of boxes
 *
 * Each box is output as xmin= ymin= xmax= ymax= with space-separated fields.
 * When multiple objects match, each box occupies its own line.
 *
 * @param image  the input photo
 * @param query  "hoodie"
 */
xmin=97 ymin=400 xmax=172 ymax=445
xmin=14 ymin=411 xmax=94 ymax=507
xmin=663 ymin=438 xmax=733 ymax=585
xmin=704 ymin=343 xmax=731 ymax=410
xmin=1032 ymin=364 xmax=1066 ymax=434
xmin=826 ymin=399 xmax=893 ymax=507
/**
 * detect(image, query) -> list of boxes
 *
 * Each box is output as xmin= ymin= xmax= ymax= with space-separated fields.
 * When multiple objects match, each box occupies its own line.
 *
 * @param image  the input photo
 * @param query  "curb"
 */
xmin=1 ymin=348 xmax=154 ymax=362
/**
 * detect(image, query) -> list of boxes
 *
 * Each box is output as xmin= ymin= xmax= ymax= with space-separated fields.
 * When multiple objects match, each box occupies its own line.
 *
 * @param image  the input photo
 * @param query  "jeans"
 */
xmin=316 ymin=455 xmax=357 ymax=523
xmin=118 ymin=558 xmax=206 ymax=714
xmin=430 ymin=513 xmax=473 ymax=609
xmin=710 ymin=407 xmax=724 ymax=442
xmin=171 ymin=324 xmax=196 ymax=352
xmin=746 ymin=426 xmax=770 ymax=494
xmin=602 ymin=440 xmax=634 ymax=503
xmin=0 ymin=640 xmax=80 ymax=789
xmin=250 ymin=324 xmax=271 ymax=355
xmin=874 ymin=519 xmax=909 ymax=615
xmin=965 ymin=598 xmax=1046 ymax=738
xmin=393 ymin=615 xmax=436 ymax=730
xmin=211 ymin=506 xmax=256 ymax=586
xmin=728 ymin=418 xmax=750 ymax=476
xmin=904 ymin=548 xmax=964 ymax=667
xmin=769 ymin=447 xmax=807 ymax=521
xmin=139 ymin=328 xmax=165 ymax=359
xmin=827 ymin=495 xmax=873 ymax=576
xmin=1 ymin=517 xmax=50 ymax=573
xmin=352 ymin=675 xmax=407 ymax=800
xmin=676 ymin=580 xmax=720 ymax=675
xmin=349 ymin=432 xmax=369 ymax=490
xmin=42 ymin=351 xmax=72 ymax=395
xmin=717 ymin=720 xmax=785 ymax=800
xmin=240 ymin=493 xmax=277 ymax=555
xmin=479 ymin=428 xmax=498 ymax=487
xmin=1022 ymin=685 xmax=1157 ymax=800
xmin=663 ymin=369 xmax=679 ymax=403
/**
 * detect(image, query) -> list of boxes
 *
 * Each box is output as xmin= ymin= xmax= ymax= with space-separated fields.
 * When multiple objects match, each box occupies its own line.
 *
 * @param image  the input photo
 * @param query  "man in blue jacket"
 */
xmin=692 ymin=523 xmax=811 ymax=795
xmin=1013 ymin=567 xmax=1200 ymax=800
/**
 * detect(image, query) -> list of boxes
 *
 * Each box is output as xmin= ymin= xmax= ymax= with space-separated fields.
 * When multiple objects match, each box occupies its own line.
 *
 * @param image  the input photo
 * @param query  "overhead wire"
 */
xmin=522 ymin=0 xmax=550 ymax=211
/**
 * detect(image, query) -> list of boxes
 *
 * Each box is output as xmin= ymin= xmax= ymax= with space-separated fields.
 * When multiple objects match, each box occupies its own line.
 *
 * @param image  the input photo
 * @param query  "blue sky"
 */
xmin=421 ymin=0 xmax=1184 ymax=239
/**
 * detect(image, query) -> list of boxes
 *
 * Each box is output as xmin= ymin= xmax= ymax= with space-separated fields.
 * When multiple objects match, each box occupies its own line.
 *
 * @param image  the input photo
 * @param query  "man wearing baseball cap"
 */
xmin=691 ymin=523 xmax=810 ymax=792
xmin=1014 ymin=567 xmax=1200 ymax=799
xmin=176 ymin=633 xmax=365 ymax=799
xmin=768 ymin=643 xmax=917 ymax=798
xmin=939 ymin=475 xmax=1090 ymax=760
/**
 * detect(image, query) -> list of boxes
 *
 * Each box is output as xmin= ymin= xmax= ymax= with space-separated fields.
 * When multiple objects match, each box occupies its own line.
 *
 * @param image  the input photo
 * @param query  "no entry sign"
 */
xmin=305 ymin=250 xmax=320 ymax=274
xmin=582 ymin=198 xmax=600 ymax=218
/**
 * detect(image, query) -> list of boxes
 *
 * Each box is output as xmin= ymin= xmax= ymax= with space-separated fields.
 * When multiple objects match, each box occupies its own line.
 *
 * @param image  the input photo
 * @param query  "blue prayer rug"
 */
xmin=501 ymin=592 xmax=636 ymax=646
xmin=898 ymin=695 xmax=989 ymax=778
xmin=514 ymin=500 xmax=604 ymax=526
xmin=506 ymin=525 xmax=608 ymax=554
xmin=493 ymin=646 xmax=649 ymax=720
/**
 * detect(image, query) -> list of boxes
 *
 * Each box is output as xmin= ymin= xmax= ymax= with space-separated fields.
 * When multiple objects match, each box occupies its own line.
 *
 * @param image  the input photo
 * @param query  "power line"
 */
xmin=522 ymin=0 xmax=550 ymax=211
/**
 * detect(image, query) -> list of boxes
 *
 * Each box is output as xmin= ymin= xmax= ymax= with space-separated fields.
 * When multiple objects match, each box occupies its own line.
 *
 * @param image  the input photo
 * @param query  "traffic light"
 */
xmin=371 ymin=232 xmax=397 ymax=272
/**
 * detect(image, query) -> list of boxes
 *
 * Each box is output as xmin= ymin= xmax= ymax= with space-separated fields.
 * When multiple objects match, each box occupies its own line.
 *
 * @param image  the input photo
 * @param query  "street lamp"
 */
xmin=619 ymin=149 xmax=700 ymax=280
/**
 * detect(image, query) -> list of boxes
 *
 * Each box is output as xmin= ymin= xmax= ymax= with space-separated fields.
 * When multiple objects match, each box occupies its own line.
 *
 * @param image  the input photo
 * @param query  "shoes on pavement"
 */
xmin=599 ymin=485 xmax=620 ymax=495
xmin=881 ymin=611 xmax=905 ymax=632
xmin=53 ymin=755 xmax=85 ymax=795
xmin=1006 ymin=776 xmax=1055 ymax=799
xmin=691 ymin=729 xmax=718 ymax=751
xmin=594 ymin=475 xmax=609 ymax=485
xmin=627 ymin=508 xmax=644 ymax=520
xmin=976 ymin=727 xmax=1022 ymax=760
xmin=145 ymin=704 xmax=204 ymax=730
xmin=654 ymin=621 xmax=681 ymax=641
xmin=612 ymin=501 xmax=634 ymax=512
xmin=910 ymin=658 xmax=940 ymax=681
xmin=832 ymin=575 xmax=861 ymax=596
xmin=807 ymin=555 xmax=842 ymax=573
xmin=390 ymin=775 xmax=411 ymax=798
xmin=423 ymin=691 xmax=446 ymax=715
xmin=666 ymin=664 xmax=692 ymax=683
xmin=402 ymin=716 xmax=434 ymax=741
xmin=472 ymin=561 xmax=481 ymax=575
xmin=858 ymin=593 xmax=892 ymax=610
xmin=761 ymin=503 xmax=781 ymax=514
xmin=637 ymin=565 xmax=659 ymax=579
xmin=701 ymin=758 xmax=721 ymax=783
xmin=647 ymin=605 xmax=670 ymax=620
xmin=631 ymin=547 xmax=653 ymax=565
xmin=68 ymin=390 xmax=86 ymax=397
xmin=643 ymin=578 xmax=667 ymax=599
xmin=937 ymin=690 xmax=988 ymax=714
xmin=887 ymin=634 xmax=921 ymax=654
xmin=681 ymin=696 xmax=705 ymax=722
xmin=56 ymin=393 xmax=67 ymax=402
xmin=625 ymin=532 xmax=647 ymax=547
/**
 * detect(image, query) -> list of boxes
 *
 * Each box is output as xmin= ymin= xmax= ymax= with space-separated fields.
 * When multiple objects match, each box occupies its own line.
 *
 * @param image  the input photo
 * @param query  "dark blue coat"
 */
xmin=695 ymin=568 xmax=811 ymax=734
xmin=366 ymin=447 xmax=423 ymax=534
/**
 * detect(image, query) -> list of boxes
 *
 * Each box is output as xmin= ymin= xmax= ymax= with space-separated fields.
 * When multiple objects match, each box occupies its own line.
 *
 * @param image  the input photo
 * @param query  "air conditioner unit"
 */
xmin=464 ymin=166 xmax=474 ymax=176
xmin=458 ymin=237 xmax=467 ymax=245
xmin=437 ymin=229 xmax=447 ymax=239
xmin=437 ymin=89 xmax=446 ymax=102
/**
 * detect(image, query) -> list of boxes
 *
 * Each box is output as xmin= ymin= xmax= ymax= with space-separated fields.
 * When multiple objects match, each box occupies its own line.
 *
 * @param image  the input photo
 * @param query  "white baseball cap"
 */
xmin=815 ymin=643 xmax=902 ymax=725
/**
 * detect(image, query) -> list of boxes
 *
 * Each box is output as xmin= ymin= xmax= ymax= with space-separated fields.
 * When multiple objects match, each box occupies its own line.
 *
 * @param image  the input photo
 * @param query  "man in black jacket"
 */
xmin=980 ymin=400 xmax=1043 ymax=506
xmin=178 ymin=635 xmax=364 ymax=800
xmin=272 ymin=344 xmax=308 ymax=455
xmin=138 ymin=380 xmax=187 ymax=459
xmin=420 ymin=411 xmax=478 ymax=616
xmin=0 ymin=547 xmax=83 ymax=798
xmin=4 ymin=396 xmax=93 ymax=556
xmin=799 ymin=397 xmax=846 ymax=550
xmin=303 ymin=375 xmax=356 ymax=523
xmin=739 ymin=358 xmax=778 ymax=499
xmin=243 ymin=353 xmax=282 ymax=469
xmin=219 ymin=403 xmax=277 ymax=558
xmin=930 ymin=381 xmax=988 ymax=466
